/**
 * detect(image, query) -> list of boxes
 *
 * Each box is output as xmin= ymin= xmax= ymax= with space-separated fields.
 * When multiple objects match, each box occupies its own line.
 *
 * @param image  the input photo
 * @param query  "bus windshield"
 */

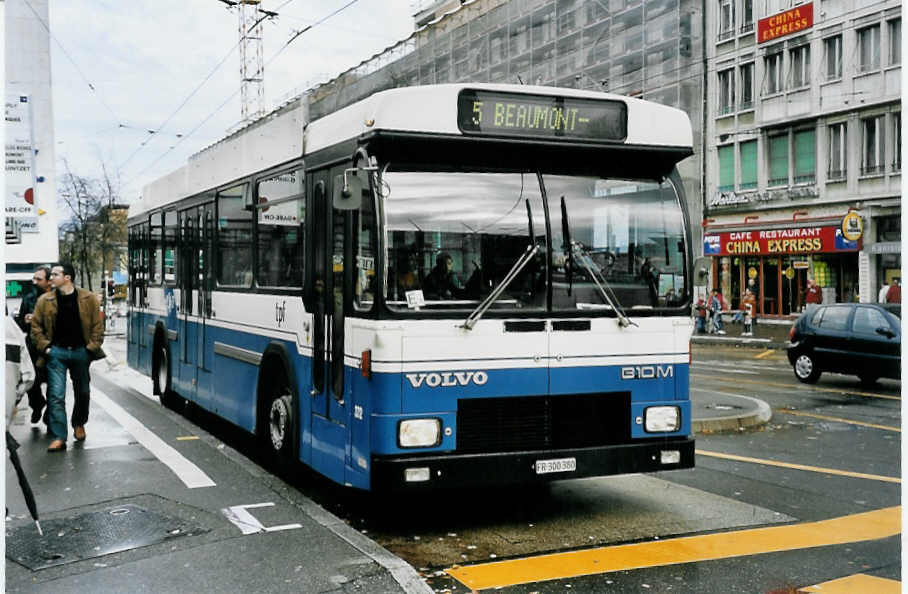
xmin=381 ymin=169 xmax=688 ymax=314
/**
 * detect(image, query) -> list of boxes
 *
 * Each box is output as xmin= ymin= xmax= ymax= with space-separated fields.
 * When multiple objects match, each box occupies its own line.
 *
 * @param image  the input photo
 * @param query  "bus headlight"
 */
xmin=398 ymin=419 xmax=441 ymax=448
xmin=644 ymin=406 xmax=680 ymax=432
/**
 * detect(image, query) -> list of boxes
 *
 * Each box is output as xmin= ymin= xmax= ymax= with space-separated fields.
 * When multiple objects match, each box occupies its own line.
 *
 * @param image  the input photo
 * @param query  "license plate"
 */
xmin=535 ymin=457 xmax=577 ymax=475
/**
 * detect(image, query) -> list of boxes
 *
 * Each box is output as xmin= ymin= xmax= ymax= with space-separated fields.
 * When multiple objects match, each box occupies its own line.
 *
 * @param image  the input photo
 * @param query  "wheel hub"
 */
xmin=795 ymin=355 xmax=813 ymax=378
xmin=269 ymin=394 xmax=292 ymax=451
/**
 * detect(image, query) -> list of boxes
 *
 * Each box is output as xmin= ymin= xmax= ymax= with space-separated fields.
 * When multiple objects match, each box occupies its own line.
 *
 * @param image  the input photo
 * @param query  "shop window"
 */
xmin=858 ymin=24 xmax=881 ymax=73
xmin=788 ymin=44 xmax=810 ymax=88
xmin=718 ymin=69 xmax=735 ymax=115
xmin=216 ymin=183 xmax=253 ymax=287
xmin=888 ymin=18 xmax=901 ymax=66
xmin=823 ymin=35 xmax=842 ymax=80
xmin=861 ymin=115 xmax=885 ymax=175
xmin=763 ymin=51 xmax=783 ymax=95
xmin=739 ymin=140 xmax=758 ymax=189
xmin=739 ymin=62 xmax=754 ymax=110
xmin=718 ymin=145 xmax=735 ymax=191
xmin=827 ymin=123 xmax=847 ymax=180
xmin=793 ymin=129 xmax=815 ymax=184
xmin=768 ymin=134 xmax=788 ymax=186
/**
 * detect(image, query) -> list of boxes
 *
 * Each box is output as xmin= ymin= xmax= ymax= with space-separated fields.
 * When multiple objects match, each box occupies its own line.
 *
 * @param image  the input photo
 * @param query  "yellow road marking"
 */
xmin=693 ymin=372 xmax=900 ymax=401
xmin=754 ymin=349 xmax=775 ymax=359
xmin=446 ymin=507 xmax=900 ymax=590
xmin=697 ymin=449 xmax=901 ymax=483
xmin=176 ymin=436 xmax=200 ymax=441
xmin=779 ymin=408 xmax=900 ymax=432
xmin=800 ymin=573 xmax=901 ymax=593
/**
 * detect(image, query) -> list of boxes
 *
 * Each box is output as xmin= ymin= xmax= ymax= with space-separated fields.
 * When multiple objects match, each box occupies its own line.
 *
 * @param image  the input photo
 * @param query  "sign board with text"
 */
xmin=703 ymin=225 xmax=860 ymax=257
xmin=757 ymin=2 xmax=813 ymax=44
xmin=5 ymin=94 xmax=39 ymax=232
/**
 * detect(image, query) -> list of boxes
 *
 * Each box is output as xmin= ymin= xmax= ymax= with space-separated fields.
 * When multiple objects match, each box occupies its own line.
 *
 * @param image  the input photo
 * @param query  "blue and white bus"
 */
xmin=127 ymin=84 xmax=696 ymax=490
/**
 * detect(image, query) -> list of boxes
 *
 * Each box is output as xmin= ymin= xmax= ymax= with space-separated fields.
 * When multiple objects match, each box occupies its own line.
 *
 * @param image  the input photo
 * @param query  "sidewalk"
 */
xmin=691 ymin=314 xmax=793 ymax=350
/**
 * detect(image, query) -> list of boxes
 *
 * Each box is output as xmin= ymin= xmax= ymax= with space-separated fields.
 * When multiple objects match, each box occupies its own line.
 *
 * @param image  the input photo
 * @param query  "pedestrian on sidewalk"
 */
xmin=709 ymin=288 xmax=725 ymax=334
xmin=30 ymin=263 xmax=106 ymax=452
xmin=6 ymin=313 xmax=35 ymax=422
xmin=741 ymin=289 xmax=756 ymax=336
xmin=15 ymin=266 xmax=53 ymax=425
xmin=695 ymin=294 xmax=708 ymax=334
xmin=885 ymin=278 xmax=901 ymax=303
xmin=805 ymin=278 xmax=823 ymax=305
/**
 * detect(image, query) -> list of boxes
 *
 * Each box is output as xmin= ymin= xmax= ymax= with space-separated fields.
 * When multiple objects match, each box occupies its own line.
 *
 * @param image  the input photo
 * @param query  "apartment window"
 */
xmin=789 ymin=44 xmax=810 ymax=88
xmin=718 ymin=145 xmax=735 ymax=191
xmin=740 ymin=140 xmax=758 ymax=189
xmin=823 ymin=35 xmax=842 ymax=80
xmin=827 ymin=123 xmax=847 ymax=180
xmin=889 ymin=19 xmax=901 ymax=65
xmin=719 ymin=0 xmax=735 ymax=41
xmin=861 ymin=116 xmax=885 ymax=175
xmin=892 ymin=113 xmax=901 ymax=171
xmin=768 ymin=134 xmax=788 ymax=186
xmin=718 ymin=69 xmax=735 ymax=115
xmin=793 ymin=129 xmax=815 ymax=184
xmin=739 ymin=62 xmax=754 ymax=109
xmin=858 ymin=25 xmax=881 ymax=72
xmin=764 ymin=51 xmax=783 ymax=94
xmin=740 ymin=0 xmax=754 ymax=33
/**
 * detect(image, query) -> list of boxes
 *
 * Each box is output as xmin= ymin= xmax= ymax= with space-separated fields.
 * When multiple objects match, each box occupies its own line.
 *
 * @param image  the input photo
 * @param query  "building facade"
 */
xmin=4 ymin=0 xmax=60 ymax=301
xmin=704 ymin=0 xmax=901 ymax=315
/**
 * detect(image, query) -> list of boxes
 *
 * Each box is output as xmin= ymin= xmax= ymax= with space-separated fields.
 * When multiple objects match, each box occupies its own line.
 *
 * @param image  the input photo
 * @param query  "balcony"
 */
xmin=768 ymin=176 xmax=788 ymax=187
xmin=793 ymin=174 xmax=815 ymax=184
xmin=718 ymin=28 xmax=735 ymax=42
xmin=827 ymin=169 xmax=847 ymax=182
xmin=739 ymin=181 xmax=757 ymax=190
xmin=739 ymin=22 xmax=754 ymax=34
xmin=860 ymin=164 xmax=885 ymax=176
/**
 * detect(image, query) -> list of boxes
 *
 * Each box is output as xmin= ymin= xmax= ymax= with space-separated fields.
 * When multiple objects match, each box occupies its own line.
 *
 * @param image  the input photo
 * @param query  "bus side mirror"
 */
xmin=693 ymin=256 xmax=710 ymax=284
xmin=333 ymin=169 xmax=365 ymax=210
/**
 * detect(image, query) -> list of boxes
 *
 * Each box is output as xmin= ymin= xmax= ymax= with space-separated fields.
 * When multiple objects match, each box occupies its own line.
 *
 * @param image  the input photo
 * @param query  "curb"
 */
xmin=692 ymin=395 xmax=773 ymax=433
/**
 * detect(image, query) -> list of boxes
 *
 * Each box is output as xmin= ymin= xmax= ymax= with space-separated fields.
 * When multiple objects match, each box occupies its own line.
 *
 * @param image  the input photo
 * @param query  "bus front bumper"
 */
xmin=370 ymin=437 xmax=694 ymax=491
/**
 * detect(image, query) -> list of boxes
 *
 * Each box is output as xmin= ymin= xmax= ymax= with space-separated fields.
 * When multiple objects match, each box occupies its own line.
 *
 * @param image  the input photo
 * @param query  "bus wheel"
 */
xmin=267 ymin=387 xmax=294 ymax=461
xmin=154 ymin=342 xmax=179 ymax=409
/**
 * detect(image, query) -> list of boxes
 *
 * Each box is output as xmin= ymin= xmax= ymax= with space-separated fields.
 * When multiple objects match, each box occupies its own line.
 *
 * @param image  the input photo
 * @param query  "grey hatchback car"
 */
xmin=787 ymin=303 xmax=901 ymax=385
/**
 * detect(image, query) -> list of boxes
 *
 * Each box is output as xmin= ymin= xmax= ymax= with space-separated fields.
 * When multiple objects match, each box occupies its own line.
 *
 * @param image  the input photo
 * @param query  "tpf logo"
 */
xmin=406 ymin=371 xmax=489 ymax=388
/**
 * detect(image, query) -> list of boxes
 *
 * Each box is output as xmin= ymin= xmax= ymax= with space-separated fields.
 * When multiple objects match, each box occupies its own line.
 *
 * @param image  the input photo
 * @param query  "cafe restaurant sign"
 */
xmin=757 ymin=2 xmax=813 ymax=44
xmin=703 ymin=225 xmax=859 ymax=257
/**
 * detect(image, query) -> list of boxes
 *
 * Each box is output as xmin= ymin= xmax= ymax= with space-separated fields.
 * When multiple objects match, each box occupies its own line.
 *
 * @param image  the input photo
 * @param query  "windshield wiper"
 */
xmin=561 ymin=197 xmax=637 ymax=328
xmin=460 ymin=199 xmax=539 ymax=330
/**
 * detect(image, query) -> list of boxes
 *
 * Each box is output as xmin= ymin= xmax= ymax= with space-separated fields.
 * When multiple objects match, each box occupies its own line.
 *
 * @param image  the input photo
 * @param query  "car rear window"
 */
xmin=853 ymin=307 xmax=891 ymax=335
xmin=816 ymin=306 xmax=850 ymax=330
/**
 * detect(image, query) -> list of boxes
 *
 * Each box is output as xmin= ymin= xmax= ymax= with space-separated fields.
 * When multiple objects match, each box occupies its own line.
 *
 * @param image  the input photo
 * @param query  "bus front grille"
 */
xmin=455 ymin=392 xmax=631 ymax=454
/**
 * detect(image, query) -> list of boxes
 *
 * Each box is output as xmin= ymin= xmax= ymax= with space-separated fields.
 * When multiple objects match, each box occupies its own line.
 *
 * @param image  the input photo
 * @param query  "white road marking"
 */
xmin=221 ymin=503 xmax=302 ymax=535
xmin=91 ymin=387 xmax=216 ymax=488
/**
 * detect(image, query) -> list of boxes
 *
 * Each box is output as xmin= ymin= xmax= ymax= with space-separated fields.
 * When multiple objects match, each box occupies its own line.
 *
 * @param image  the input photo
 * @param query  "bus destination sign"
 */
xmin=457 ymin=90 xmax=627 ymax=142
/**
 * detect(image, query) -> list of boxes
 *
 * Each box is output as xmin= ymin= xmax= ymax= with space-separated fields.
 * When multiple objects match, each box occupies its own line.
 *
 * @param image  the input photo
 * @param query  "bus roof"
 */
xmin=132 ymin=84 xmax=691 ymax=221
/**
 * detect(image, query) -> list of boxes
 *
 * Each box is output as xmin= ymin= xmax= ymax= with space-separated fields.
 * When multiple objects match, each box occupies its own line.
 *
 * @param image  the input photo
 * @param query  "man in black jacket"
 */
xmin=15 ymin=266 xmax=52 ymax=424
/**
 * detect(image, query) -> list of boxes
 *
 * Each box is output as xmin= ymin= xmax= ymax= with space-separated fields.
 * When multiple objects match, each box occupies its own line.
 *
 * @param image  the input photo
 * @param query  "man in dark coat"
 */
xmin=30 ymin=263 xmax=105 ymax=452
xmin=15 ymin=266 xmax=52 ymax=423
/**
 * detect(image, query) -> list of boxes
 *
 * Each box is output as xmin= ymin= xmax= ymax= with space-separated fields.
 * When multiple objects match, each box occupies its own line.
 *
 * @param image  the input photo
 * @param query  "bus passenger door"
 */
xmin=307 ymin=168 xmax=347 ymax=484
xmin=195 ymin=203 xmax=215 ymax=410
xmin=178 ymin=210 xmax=197 ymax=398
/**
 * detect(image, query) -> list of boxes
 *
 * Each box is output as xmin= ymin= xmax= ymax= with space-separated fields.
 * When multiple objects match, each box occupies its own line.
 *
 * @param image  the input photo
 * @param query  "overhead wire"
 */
xmin=123 ymin=0 xmax=363 ymax=193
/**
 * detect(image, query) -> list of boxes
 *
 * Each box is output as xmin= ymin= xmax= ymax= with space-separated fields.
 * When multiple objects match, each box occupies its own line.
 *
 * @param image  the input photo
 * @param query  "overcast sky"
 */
xmin=48 ymin=0 xmax=416 ymax=202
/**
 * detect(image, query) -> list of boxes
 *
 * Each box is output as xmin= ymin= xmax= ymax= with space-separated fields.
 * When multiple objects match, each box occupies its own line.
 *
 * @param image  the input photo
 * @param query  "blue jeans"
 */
xmin=46 ymin=346 xmax=92 ymax=441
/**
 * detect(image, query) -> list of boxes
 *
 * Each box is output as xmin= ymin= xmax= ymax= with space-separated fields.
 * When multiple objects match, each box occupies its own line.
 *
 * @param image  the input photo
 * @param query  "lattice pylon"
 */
xmin=238 ymin=0 xmax=265 ymax=123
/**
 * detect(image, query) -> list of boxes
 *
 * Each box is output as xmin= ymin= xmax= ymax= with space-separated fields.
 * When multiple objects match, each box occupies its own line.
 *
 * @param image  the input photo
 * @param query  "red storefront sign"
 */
xmin=703 ymin=225 xmax=860 ymax=257
xmin=757 ymin=3 xmax=813 ymax=44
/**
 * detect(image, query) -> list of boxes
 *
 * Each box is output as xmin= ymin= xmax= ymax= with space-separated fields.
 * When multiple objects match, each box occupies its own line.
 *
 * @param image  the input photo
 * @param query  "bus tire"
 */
xmin=260 ymin=376 xmax=295 ymax=470
xmin=153 ymin=338 xmax=180 ymax=409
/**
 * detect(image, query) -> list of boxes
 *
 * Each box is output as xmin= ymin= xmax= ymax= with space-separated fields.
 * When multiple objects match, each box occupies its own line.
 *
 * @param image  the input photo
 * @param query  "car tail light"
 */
xmin=788 ymin=325 xmax=796 ymax=341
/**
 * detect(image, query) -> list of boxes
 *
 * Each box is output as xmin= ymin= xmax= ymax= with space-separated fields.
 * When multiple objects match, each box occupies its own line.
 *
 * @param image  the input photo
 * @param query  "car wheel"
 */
xmin=793 ymin=353 xmax=821 ymax=384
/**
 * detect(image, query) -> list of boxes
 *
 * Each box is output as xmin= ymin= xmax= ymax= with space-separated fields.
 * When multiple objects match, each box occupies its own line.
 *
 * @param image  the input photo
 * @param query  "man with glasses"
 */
xmin=30 ymin=263 xmax=105 ymax=452
xmin=15 ymin=266 xmax=53 ymax=424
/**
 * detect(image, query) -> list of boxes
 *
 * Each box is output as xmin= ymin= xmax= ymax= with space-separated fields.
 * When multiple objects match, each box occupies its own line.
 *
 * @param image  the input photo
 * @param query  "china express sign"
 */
xmin=757 ymin=2 xmax=813 ymax=43
xmin=703 ymin=225 xmax=859 ymax=257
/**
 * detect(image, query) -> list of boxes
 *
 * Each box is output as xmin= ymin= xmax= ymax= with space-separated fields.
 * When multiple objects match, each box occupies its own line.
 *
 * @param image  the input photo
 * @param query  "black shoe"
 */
xmin=42 ymin=410 xmax=49 ymax=426
xmin=31 ymin=406 xmax=44 ymax=424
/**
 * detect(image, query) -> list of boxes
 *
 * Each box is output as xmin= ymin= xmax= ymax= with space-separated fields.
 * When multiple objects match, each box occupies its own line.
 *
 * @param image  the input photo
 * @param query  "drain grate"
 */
xmin=6 ymin=503 xmax=205 ymax=570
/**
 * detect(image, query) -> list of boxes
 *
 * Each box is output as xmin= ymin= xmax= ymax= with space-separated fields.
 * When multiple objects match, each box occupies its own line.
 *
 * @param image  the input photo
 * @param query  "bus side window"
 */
xmin=256 ymin=167 xmax=305 ymax=288
xmin=216 ymin=183 xmax=253 ymax=287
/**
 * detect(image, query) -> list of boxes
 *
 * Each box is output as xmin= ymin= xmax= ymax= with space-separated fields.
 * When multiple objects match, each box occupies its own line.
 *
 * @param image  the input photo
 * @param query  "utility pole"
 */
xmin=217 ymin=0 xmax=277 ymax=124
